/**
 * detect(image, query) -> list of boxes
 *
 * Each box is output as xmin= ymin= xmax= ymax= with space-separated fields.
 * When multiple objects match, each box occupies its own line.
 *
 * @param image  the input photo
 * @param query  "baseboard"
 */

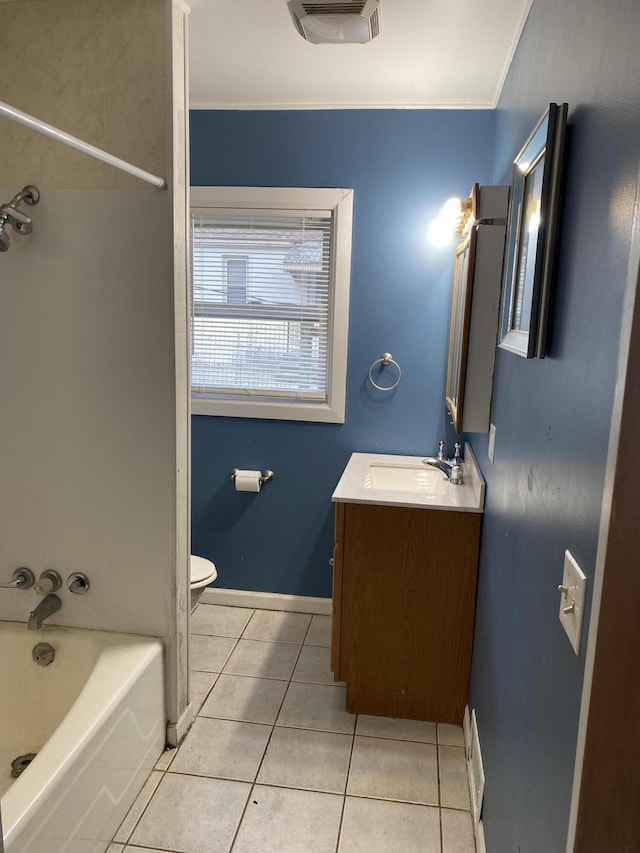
xmin=201 ymin=587 xmax=332 ymax=615
xmin=476 ymin=819 xmax=487 ymax=853
xmin=464 ymin=705 xmax=487 ymax=847
xmin=464 ymin=705 xmax=472 ymax=758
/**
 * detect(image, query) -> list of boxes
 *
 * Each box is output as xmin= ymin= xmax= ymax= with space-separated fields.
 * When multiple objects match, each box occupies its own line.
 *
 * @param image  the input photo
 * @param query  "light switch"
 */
xmin=558 ymin=550 xmax=587 ymax=655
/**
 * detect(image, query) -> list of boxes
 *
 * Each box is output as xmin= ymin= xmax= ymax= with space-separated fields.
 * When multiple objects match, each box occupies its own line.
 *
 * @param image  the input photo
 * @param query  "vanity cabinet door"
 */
xmin=332 ymin=501 xmax=481 ymax=724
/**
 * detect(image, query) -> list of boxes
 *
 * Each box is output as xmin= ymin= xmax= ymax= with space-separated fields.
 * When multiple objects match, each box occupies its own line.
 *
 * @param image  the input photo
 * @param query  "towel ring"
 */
xmin=368 ymin=353 xmax=402 ymax=392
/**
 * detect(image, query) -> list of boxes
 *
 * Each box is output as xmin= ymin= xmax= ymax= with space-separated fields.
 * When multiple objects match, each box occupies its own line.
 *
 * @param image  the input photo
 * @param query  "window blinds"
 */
xmin=191 ymin=211 xmax=333 ymax=400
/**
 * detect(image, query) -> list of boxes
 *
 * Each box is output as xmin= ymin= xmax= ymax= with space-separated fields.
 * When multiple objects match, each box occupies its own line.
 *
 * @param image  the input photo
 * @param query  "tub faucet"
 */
xmin=28 ymin=594 xmax=61 ymax=630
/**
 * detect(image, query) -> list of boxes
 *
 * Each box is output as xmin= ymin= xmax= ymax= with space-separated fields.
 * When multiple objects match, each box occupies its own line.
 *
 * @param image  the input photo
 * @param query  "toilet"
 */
xmin=190 ymin=554 xmax=218 ymax=612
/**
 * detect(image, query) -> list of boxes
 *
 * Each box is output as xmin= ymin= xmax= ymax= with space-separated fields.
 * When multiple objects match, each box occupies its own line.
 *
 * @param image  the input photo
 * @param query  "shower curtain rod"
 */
xmin=0 ymin=100 xmax=167 ymax=189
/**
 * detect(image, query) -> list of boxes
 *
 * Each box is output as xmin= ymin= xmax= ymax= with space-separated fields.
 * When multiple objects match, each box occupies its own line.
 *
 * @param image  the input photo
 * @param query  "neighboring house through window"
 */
xmin=190 ymin=187 xmax=353 ymax=423
xmin=224 ymin=256 xmax=248 ymax=304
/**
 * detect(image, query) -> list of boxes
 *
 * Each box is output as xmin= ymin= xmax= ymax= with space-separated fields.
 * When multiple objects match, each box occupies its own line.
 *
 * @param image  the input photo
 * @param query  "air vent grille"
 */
xmin=289 ymin=0 xmax=380 ymax=42
xmin=292 ymin=14 xmax=306 ymax=38
xmin=301 ymin=2 xmax=366 ymax=14
xmin=370 ymin=7 xmax=380 ymax=37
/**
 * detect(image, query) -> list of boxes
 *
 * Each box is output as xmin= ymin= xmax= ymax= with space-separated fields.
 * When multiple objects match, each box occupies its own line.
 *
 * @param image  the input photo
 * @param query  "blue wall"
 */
xmin=190 ymin=110 xmax=495 ymax=597
xmin=469 ymin=1 xmax=640 ymax=851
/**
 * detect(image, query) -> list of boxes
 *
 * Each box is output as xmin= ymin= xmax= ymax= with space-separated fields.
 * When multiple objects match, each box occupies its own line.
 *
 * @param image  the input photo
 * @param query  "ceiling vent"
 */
xmin=287 ymin=0 xmax=381 ymax=44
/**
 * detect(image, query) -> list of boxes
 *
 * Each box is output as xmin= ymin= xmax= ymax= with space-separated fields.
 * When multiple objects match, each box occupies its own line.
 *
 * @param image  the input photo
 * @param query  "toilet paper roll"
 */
xmin=234 ymin=470 xmax=262 ymax=492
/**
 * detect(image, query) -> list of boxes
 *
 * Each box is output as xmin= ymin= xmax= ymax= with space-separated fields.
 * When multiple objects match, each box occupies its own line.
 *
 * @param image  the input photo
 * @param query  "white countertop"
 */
xmin=331 ymin=442 xmax=485 ymax=513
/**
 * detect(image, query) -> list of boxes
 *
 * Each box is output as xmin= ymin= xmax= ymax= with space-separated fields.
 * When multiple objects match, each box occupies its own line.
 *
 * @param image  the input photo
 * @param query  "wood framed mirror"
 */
xmin=445 ymin=225 xmax=477 ymax=433
xmin=444 ymin=185 xmax=509 ymax=434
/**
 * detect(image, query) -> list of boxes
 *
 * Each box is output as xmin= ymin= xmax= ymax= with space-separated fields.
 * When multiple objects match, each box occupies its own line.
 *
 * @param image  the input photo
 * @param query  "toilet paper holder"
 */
xmin=230 ymin=469 xmax=274 ymax=487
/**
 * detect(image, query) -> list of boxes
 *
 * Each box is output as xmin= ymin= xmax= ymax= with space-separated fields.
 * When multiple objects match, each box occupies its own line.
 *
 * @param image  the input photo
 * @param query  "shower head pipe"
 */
xmin=0 ymin=100 xmax=167 ymax=189
xmin=7 ymin=185 xmax=40 ymax=208
xmin=0 ymin=184 xmax=40 ymax=235
xmin=0 ymin=184 xmax=40 ymax=250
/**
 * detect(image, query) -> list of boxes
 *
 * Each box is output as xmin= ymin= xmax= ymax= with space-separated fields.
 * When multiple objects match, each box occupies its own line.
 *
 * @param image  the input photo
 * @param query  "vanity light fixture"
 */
xmin=428 ymin=193 xmax=475 ymax=248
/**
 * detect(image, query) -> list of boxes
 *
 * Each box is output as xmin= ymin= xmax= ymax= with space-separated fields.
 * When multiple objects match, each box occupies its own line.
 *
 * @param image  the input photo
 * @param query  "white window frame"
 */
xmin=190 ymin=186 xmax=353 ymax=424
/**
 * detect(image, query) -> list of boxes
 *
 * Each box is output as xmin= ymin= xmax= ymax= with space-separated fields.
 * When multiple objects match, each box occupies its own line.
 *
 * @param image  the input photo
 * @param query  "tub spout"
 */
xmin=28 ymin=593 xmax=61 ymax=630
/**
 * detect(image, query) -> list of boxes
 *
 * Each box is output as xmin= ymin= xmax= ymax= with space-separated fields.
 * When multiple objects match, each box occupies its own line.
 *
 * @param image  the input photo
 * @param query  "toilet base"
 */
xmin=190 ymin=586 xmax=205 ymax=613
xmin=190 ymin=555 xmax=218 ymax=613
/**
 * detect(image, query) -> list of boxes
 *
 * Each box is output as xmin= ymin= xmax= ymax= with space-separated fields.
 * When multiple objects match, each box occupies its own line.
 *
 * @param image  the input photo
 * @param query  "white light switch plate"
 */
xmin=559 ymin=550 xmax=587 ymax=654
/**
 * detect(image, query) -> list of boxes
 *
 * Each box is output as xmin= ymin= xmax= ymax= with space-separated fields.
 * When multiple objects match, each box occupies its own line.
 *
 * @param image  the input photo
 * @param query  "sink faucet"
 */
xmin=28 ymin=593 xmax=61 ymax=630
xmin=422 ymin=441 xmax=464 ymax=485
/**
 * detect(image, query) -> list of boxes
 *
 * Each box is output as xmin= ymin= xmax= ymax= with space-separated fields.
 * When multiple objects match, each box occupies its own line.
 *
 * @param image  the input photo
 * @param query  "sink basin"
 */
xmin=365 ymin=463 xmax=445 ymax=495
xmin=332 ymin=446 xmax=485 ymax=512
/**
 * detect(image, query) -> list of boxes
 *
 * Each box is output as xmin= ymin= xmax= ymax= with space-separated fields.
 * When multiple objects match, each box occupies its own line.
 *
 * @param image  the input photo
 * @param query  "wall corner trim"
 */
xmin=166 ymin=702 xmax=195 ymax=747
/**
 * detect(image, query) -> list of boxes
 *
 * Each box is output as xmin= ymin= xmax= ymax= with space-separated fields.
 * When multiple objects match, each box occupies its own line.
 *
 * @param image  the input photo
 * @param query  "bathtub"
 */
xmin=0 ymin=622 xmax=165 ymax=853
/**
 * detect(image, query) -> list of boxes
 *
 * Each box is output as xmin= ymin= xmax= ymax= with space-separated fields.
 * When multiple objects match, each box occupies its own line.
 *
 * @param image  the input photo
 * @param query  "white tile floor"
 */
xmin=110 ymin=605 xmax=476 ymax=853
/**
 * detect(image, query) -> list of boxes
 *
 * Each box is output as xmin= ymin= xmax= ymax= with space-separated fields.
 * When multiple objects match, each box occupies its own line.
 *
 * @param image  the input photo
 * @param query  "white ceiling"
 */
xmin=188 ymin=0 xmax=533 ymax=110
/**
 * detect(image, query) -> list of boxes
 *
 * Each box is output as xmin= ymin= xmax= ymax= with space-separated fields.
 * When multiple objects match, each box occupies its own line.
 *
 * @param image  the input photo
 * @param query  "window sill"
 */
xmin=191 ymin=395 xmax=345 ymax=424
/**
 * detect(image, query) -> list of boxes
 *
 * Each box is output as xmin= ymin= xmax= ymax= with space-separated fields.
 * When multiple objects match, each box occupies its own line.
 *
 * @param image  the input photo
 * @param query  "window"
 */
xmin=190 ymin=187 xmax=353 ymax=423
xmin=224 ymin=256 xmax=248 ymax=304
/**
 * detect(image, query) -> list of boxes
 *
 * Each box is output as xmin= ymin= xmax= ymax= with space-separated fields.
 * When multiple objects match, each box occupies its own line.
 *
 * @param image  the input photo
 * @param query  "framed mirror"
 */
xmin=499 ymin=102 xmax=568 ymax=358
xmin=445 ymin=225 xmax=476 ymax=433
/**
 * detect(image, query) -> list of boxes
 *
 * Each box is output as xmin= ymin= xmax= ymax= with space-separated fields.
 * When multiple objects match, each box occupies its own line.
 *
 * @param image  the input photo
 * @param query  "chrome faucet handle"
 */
xmin=34 ymin=570 xmax=62 ymax=595
xmin=451 ymin=444 xmax=464 ymax=485
xmin=438 ymin=440 xmax=446 ymax=461
xmin=67 ymin=572 xmax=90 ymax=594
xmin=0 ymin=567 xmax=35 ymax=589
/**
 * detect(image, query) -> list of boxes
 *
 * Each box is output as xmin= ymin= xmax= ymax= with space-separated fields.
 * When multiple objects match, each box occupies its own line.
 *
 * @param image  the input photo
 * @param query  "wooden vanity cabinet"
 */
xmin=331 ymin=501 xmax=481 ymax=725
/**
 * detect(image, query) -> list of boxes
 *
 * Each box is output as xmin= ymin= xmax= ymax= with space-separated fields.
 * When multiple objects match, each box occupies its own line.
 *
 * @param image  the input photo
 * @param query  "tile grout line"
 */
xmin=156 ymin=764 xmax=451 ymax=808
xmin=188 ymin=604 xmax=256 ymax=705
xmin=242 ymin=608 xmax=259 ymax=635
xmin=240 ymin=608 xmax=314 ymax=645
xmin=192 ymin=631 xmax=324 ymax=647
xmin=123 ymin=610 xmax=469 ymax=852
xmin=333 ymin=709 xmax=358 ymax=853
xmin=190 ymin=624 xmax=244 ymax=678
xmin=115 ymin=767 xmax=165 ymax=848
xmin=121 ymin=840 xmax=179 ymax=852
xmin=191 ymin=716 xmax=439 ymax=748
xmin=113 ymin=611 xmax=255 ymax=849
xmin=437 ymin=724 xmax=444 ymax=853
xmin=189 ymin=669 xmax=222 ymax=717
xmin=228 ymin=623 xmax=311 ymax=852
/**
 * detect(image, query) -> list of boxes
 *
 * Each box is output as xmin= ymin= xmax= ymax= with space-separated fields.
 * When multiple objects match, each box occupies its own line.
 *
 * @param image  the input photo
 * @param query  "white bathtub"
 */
xmin=0 ymin=622 xmax=165 ymax=853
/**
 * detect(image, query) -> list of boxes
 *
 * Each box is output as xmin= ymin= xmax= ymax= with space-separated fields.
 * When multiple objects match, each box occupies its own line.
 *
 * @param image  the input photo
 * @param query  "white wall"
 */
xmin=0 ymin=188 xmax=176 ymax=636
xmin=0 ymin=0 xmax=189 ymax=732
